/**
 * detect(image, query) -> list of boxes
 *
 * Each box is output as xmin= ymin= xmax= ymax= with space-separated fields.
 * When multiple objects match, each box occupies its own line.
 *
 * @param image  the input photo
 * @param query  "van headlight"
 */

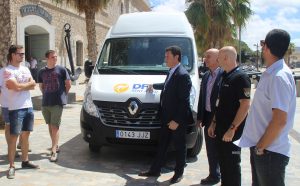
xmin=189 ymin=86 xmax=196 ymax=109
xmin=83 ymin=82 xmax=99 ymax=118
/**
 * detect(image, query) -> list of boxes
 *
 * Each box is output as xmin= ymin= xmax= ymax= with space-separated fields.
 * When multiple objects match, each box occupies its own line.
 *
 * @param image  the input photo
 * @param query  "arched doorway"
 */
xmin=25 ymin=25 xmax=49 ymax=63
xmin=17 ymin=15 xmax=55 ymax=62
xmin=76 ymin=41 xmax=83 ymax=66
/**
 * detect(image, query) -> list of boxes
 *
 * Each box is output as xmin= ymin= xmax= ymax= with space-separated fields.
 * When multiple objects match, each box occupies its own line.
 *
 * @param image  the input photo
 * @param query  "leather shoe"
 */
xmin=138 ymin=171 xmax=160 ymax=177
xmin=170 ymin=174 xmax=183 ymax=184
xmin=200 ymin=176 xmax=220 ymax=185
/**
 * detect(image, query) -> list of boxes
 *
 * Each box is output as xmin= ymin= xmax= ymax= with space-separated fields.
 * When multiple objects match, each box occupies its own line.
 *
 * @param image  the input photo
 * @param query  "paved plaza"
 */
xmin=0 ymin=74 xmax=300 ymax=186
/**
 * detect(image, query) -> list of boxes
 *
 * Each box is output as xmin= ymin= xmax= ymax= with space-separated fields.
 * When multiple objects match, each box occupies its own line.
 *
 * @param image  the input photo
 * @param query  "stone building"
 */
xmin=0 ymin=0 xmax=150 ymax=68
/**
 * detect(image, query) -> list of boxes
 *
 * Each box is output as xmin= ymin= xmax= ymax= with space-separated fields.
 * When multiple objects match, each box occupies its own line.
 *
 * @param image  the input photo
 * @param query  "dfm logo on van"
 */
xmin=132 ymin=84 xmax=149 ymax=93
xmin=114 ymin=84 xmax=129 ymax=93
xmin=132 ymin=84 xmax=158 ymax=93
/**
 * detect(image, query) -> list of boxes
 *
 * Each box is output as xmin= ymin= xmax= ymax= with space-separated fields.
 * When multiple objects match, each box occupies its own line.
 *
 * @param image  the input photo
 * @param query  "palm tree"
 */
xmin=285 ymin=42 xmax=296 ymax=66
xmin=55 ymin=0 xmax=111 ymax=63
xmin=186 ymin=0 xmax=234 ymax=54
xmin=186 ymin=0 xmax=252 ymax=57
xmin=185 ymin=0 xmax=209 ymax=54
xmin=231 ymin=0 xmax=252 ymax=63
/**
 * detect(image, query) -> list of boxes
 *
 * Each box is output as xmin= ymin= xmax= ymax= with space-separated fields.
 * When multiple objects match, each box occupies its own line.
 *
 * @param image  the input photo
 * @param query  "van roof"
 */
xmin=110 ymin=12 xmax=194 ymax=37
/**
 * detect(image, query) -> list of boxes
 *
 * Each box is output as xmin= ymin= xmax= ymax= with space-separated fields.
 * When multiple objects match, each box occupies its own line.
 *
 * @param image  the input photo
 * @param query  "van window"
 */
xmin=96 ymin=37 xmax=194 ymax=75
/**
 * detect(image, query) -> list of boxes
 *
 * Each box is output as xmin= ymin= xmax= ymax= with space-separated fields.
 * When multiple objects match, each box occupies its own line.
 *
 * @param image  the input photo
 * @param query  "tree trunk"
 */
xmin=0 ymin=0 xmax=12 ymax=67
xmin=84 ymin=8 xmax=98 ymax=64
xmin=238 ymin=26 xmax=242 ymax=64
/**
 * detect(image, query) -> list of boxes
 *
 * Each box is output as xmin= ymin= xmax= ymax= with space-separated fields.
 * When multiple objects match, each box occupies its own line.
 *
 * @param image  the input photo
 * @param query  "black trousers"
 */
xmin=203 ymin=111 xmax=220 ymax=179
xmin=150 ymin=124 xmax=186 ymax=176
xmin=216 ymin=139 xmax=241 ymax=186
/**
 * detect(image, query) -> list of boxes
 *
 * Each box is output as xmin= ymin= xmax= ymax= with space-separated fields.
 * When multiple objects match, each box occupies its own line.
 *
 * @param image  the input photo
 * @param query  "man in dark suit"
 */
xmin=139 ymin=46 xmax=194 ymax=184
xmin=197 ymin=48 xmax=222 ymax=185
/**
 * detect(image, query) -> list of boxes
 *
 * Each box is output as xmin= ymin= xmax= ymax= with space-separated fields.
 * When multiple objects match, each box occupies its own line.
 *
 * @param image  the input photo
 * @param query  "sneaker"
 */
xmin=50 ymin=152 xmax=58 ymax=162
xmin=7 ymin=167 xmax=15 ymax=179
xmin=17 ymin=145 xmax=32 ymax=152
xmin=21 ymin=161 xmax=40 ymax=169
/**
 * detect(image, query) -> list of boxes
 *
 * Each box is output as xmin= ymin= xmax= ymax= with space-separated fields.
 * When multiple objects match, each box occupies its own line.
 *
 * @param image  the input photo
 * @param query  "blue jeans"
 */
xmin=1 ymin=107 xmax=10 ymax=123
xmin=9 ymin=108 xmax=34 ymax=135
xmin=250 ymin=147 xmax=289 ymax=186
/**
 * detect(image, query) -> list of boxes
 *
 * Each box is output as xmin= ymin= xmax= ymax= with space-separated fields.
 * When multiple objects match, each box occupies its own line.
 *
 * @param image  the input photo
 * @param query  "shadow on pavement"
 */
xmin=56 ymin=134 xmax=156 ymax=174
xmin=0 ymin=151 xmax=49 ymax=166
xmin=56 ymin=134 xmax=197 ymax=180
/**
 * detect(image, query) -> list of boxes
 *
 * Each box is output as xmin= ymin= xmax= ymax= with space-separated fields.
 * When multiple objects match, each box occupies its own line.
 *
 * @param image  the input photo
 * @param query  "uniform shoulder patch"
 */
xmin=243 ymin=88 xmax=251 ymax=98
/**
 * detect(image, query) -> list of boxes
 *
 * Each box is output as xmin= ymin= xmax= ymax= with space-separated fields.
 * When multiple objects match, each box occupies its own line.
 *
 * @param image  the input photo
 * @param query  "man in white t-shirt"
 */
xmin=4 ymin=45 xmax=39 ymax=179
xmin=237 ymin=29 xmax=296 ymax=186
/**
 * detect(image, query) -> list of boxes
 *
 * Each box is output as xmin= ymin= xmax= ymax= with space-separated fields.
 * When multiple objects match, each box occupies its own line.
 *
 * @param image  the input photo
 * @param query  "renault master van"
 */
xmin=80 ymin=12 xmax=202 ymax=157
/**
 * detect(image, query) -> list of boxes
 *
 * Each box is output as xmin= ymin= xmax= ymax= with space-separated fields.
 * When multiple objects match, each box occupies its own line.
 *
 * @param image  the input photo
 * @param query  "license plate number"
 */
xmin=116 ymin=130 xmax=150 ymax=139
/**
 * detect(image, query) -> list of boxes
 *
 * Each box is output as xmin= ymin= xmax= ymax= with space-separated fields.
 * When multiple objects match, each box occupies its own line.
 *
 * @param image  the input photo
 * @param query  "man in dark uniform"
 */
xmin=208 ymin=46 xmax=251 ymax=186
xmin=139 ymin=45 xmax=194 ymax=184
xmin=197 ymin=48 xmax=222 ymax=185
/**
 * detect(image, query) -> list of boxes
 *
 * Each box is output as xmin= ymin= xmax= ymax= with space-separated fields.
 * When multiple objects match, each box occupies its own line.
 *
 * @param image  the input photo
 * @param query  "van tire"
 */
xmin=89 ymin=143 xmax=101 ymax=153
xmin=187 ymin=127 xmax=203 ymax=158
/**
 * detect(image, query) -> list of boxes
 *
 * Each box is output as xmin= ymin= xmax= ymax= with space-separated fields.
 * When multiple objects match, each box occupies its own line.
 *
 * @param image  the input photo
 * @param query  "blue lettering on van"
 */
xmin=133 ymin=84 xmax=149 ymax=90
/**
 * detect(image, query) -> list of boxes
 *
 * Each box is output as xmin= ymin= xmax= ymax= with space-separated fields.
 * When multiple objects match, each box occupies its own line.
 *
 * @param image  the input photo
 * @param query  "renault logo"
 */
xmin=128 ymin=101 xmax=138 ymax=115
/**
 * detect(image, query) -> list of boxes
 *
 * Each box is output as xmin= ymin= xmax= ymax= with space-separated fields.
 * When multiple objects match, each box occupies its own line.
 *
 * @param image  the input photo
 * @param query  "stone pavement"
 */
xmin=0 ymin=74 xmax=300 ymax=186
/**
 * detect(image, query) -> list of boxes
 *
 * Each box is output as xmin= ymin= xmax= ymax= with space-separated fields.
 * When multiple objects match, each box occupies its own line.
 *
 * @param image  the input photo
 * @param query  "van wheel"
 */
xmin=89 ymin=143 xmax=101 ymax=153
xmin=187 ymin=127 xmax=203 ymax=158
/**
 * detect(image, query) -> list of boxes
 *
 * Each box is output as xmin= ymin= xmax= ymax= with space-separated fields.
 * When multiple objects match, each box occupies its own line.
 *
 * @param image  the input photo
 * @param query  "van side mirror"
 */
xmin=84 ymin=60 xmax=94 ymax=78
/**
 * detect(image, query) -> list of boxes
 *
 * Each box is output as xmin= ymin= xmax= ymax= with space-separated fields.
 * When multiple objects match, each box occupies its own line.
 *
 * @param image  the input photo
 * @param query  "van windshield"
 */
xmin=96 ymin=37 xmax=194 ymax=75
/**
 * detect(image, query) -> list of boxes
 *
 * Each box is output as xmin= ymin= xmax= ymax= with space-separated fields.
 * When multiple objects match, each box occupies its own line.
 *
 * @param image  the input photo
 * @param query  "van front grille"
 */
xmin=94 ymin=100 xmax=161 ymax=129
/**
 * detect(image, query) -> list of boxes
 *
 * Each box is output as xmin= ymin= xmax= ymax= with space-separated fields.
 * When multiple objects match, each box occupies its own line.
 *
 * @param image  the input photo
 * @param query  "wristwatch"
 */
xmin=254 ymin=147 xmax=264 ymax=155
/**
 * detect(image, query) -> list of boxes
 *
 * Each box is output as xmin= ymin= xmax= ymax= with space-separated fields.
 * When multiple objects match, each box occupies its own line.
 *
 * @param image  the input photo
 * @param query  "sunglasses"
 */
xmin=260 ymin=40 xmax=265 ymax=47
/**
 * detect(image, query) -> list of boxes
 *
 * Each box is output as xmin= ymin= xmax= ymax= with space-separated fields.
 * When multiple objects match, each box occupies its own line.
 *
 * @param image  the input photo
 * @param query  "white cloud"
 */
xmin=277 ymin=7 xmax=298 ymax=18
xmin=151 ymin=0 xmax=186 ymax=12
xmin=292 ymin=38 xmax=300 ymax=47
xmin=241 ymin=15 xmax=272 ymax=50
xmin=239 ymin=0 xmax=300 ymax=49
xmin=150 ymin=0 xmax=300 ymax=49
xmin=251 ymin=0 xmax=300 ymax=13
xmin=251 ymin=0 xmax=300 ymax=7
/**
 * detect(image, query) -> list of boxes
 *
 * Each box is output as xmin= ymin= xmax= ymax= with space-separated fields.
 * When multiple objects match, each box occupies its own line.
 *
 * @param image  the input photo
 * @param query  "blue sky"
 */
xmin=148 ymin=0 xmax=300 ymax=51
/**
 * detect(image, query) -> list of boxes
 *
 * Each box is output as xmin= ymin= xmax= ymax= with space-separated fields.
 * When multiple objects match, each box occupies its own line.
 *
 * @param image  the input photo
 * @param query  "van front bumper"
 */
xmin=80 ymin=107 xmax=198 ymax=150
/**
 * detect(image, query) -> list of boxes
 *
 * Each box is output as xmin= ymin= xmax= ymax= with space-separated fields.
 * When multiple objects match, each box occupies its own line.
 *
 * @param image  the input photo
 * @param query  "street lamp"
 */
xmin=254 ymin=43 xmax=259 ymax=71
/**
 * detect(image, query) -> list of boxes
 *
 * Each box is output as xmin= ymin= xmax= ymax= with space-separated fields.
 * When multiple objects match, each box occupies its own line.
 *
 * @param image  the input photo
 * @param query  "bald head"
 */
xmin=218 ymin=46 xmax=238 ymax=72
xmin=220 ymin=46 xmax=237 ymax=61
xmin=204 ymin=48 xmax=219 ymax=71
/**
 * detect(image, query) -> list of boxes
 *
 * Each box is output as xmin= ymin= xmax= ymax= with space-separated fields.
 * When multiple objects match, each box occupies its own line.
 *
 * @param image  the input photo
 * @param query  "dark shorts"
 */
xmin=9 ymin=108 xmax=34 ymax=135
xmin=1 ymin=107 xmax=10 ymax=124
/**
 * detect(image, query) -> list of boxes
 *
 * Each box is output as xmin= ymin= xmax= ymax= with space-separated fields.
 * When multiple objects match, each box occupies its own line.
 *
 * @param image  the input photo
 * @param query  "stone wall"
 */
xmin=0 ymin=0 xmax=12 ymax=67
xmin=1 ymin=0 xmax=149 ymax=68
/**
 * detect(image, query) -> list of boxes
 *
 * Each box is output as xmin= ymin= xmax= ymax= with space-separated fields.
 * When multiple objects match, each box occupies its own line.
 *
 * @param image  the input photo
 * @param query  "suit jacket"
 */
xmin=197 ymin=68 xmax=223 ymax=126
xmin=153 ymin=64 xmax=194 ymax=126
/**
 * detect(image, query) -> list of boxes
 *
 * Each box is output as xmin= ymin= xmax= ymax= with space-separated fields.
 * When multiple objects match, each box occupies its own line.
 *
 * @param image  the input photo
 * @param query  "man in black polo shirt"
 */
xmin=208 ymin=46 xmax=251 ymax=186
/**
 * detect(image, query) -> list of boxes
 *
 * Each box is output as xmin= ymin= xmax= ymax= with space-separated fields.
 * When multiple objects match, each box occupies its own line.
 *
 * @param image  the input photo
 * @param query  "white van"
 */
xmin=80 ymin=12 xmax=202 ymax=157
